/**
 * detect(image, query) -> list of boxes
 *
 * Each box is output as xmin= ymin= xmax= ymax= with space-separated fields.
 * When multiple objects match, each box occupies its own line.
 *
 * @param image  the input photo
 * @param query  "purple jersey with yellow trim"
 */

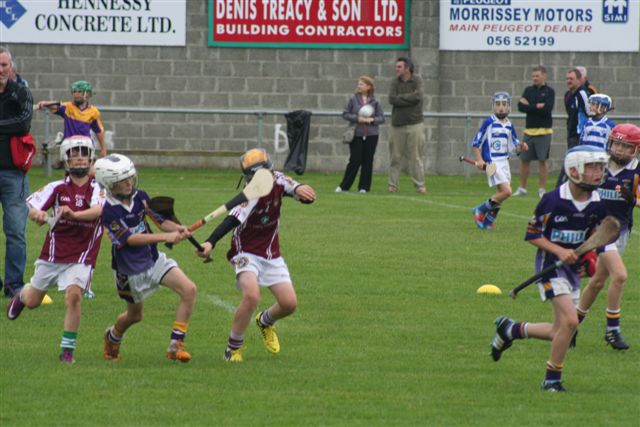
xmin=597 ymin=158 xmax=640 ymax=232
xmin=226 ymin=171 xmax=301 ymax=260
xmin=55 ymin=101 xmax=104 ymax=138
xmin=525 ymin=182 xmax=609 ymax=290
xmin=102 ymin=190 xmax=164 ymax=275
xmin=26 ymin=176 xmax=104 ymax=265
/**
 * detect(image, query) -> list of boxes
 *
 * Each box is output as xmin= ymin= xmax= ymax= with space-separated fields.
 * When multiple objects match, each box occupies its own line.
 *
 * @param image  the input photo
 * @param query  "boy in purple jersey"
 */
xmin=95 ymin=154 xmax=197 ymax=363
xmin=576 ymin=124 xmax=640 ymax=350
xmin=37 ymin=80 xmax=106 ymax=157
xmin=471 ymin=92 xmax=528 ymax=230
xmin=6 ymin=136 xmax=104 ymax=363
xmin=197 ymin=149 xmax=316 ymax=362
xmin=490 ymin=145 xmax=610 ymax=392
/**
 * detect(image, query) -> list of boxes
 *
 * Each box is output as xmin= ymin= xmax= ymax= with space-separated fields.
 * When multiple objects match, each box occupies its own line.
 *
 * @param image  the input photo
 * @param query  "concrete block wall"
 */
xmin=8 ymin=2 xmax=639 ymax=174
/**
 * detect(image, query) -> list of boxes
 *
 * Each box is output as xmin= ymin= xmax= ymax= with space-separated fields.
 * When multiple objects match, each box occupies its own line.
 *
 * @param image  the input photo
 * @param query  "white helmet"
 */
xmin=588 ymin=93 xmax=613 ymax=117
xmin=358 ymin=104 xmax=375 ymax=118
xmin=492 ymin=91 xmax=511 ymax=119
xmin=94 ymin=154 xmax=138 ymax=200
xmin=59 ymin=135 xmax=94 ymax=177
xmin=564 ymin=145 xmax=609 ymax=191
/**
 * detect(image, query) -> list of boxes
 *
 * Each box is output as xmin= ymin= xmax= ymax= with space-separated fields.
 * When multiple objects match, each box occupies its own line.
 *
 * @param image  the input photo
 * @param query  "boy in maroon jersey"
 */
xmin=6 ymin=136 xmax=104 ymax=364
xmin=197 ymin=149 xmax=316 ymax=362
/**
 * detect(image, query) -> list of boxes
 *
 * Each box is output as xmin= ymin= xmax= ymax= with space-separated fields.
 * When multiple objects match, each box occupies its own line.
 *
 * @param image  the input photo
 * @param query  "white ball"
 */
xmin=358 ymin=105 xmax=374 ymax=118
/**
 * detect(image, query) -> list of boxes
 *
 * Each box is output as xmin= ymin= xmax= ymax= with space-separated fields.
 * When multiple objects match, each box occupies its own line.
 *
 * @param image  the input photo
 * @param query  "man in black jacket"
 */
xmin=514 ymin=65 xmax=555 ymax=198
xmin=0 ymin=47 xmax=33 ymax=297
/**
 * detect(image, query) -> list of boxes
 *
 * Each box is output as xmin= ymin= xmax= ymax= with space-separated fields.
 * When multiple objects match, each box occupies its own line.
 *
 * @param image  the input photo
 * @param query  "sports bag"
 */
xmin=10 ymin=133 xmax=37 ymax=172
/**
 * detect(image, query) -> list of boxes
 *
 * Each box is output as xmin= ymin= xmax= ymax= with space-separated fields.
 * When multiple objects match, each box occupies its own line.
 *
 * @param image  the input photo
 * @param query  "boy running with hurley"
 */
xmin=6 ymin=136 xmax=103 ymax=363
xmin=95 ymin=154 xmax=197 ymax=362
xmin=196 ymin=149 xmax=316 ymax=362
xmin=490 ymin=145 xmax=611 ymax=392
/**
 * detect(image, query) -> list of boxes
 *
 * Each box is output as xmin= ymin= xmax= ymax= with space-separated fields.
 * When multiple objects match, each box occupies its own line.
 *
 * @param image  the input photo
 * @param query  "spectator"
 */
xmin=387 ymin=57 xmax=426 ymax=194
xmin=514 ymin=65 xmax=555 ymax=198
xmin=335 ymin=76 xmax=385 ymax=194
xmin=8 ymin=60 xmax=28 ymax=87
xmin=556 ymin=68 xmax=590 ymax=187
xmin=575 ymin=66 xmax=598 ymax=96
xmin=0 ymin=47 xmax=33 ymax=297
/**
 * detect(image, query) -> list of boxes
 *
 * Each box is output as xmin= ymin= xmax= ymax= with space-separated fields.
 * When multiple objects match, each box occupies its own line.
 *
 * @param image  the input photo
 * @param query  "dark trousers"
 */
xmin=555 ymin=135 xmax=580 ymax=187
xmin=339 ymin=135 xmax=379 ymax=192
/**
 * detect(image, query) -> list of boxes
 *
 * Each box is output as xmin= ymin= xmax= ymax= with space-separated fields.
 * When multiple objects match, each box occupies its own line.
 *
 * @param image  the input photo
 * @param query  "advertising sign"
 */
xmin=209 ymin=0 xmax=410 ymax=49
xmin=0 ymin=0 xmax=186 ymax=46
xmin=440 ymin=0 xmax=639 ymax=51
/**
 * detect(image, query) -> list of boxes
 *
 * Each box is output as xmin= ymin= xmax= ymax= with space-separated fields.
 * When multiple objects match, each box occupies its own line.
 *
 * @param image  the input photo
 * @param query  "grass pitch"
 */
xmin=1 ymin=168 xmax=638 ymax=426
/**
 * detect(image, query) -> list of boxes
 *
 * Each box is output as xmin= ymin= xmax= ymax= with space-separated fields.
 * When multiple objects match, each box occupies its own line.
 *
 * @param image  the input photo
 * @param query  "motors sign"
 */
xmin=0 ymin=0 xmax=186 ymax=46
xmin=209 ymin=0 xmax=410 ymax=49
xmin=440 ymin=0 xmax=639 ymax=51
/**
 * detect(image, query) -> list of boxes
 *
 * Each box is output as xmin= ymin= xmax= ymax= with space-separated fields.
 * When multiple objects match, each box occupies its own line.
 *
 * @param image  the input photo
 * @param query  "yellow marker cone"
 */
xmin=42 ymin=294 xmax=53 ymax=305
xmin=477 ymin=284 xmax=502 ymax=295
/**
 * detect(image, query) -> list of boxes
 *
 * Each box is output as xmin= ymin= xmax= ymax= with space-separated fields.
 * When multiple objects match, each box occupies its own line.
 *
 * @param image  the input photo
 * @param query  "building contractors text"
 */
xmin=209 ymin=0 xmax=409 ymax=49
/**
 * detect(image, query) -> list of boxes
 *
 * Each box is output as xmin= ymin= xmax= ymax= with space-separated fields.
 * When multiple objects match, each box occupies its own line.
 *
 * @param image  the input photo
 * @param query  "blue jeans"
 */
xmin=0 ymin=169 xmax=29 ymax=296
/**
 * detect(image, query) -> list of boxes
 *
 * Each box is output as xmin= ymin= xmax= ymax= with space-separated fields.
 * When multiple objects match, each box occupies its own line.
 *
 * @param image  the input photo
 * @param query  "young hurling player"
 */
xmin=37 ymin=80 xmax=106 ymax=157
xmin=490 ymin=145 xmax=610 ymax=392
xmin=95 ymin=154 xmax=197 ymax=362
xmin=6 ymin=136 xmax=104 ymax=363
xmin=580 ymin=94 xmax=615 ymax=151
xmin=576 ymin=124 xmax=640 ymax=350
xmin=196 ymin=149 xmax=316 ymax=362
xmin=471 ymin=92 xmax=528 ymax=230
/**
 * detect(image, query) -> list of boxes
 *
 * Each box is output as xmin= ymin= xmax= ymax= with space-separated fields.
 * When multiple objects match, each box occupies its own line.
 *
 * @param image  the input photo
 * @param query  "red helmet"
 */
xmin=607 ymin=123 xmax=640 ymax=165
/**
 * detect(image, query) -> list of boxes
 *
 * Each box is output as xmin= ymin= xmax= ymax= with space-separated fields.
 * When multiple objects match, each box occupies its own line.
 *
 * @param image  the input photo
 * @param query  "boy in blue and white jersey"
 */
xmin=580 ymin=94 xmax=615 ymax=150
xmin=94 ymin=154 xmax=197 ymax=363
xmin=576 ymin=124 xmax=640 ymax=350
xmin=471 ymin=92 xmax=528 ymax=229
xmin=490 ymin=145 xmax=610 ymax=393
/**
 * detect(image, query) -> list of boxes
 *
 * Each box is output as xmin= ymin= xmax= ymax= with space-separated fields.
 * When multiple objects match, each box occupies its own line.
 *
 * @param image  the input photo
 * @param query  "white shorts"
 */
xmin=537 ymin=277 xmax=573 ymax=301
xmin=230 ymin=253 xmax=291 ymax=288
xmin=487 ymin=160 xmax=511 ymax=187
xmin=114 ymin=252 xmax=177 ymax=304
xmin=29 ymin=260 xmax=93 ymax=293
xmin=602 ymin=228 xmax=629 ymax=255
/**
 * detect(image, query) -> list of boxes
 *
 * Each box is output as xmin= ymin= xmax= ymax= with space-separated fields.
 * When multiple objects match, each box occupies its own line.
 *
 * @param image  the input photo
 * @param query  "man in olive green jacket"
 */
xmin=388 ymin=57 xmax=425 ymax=194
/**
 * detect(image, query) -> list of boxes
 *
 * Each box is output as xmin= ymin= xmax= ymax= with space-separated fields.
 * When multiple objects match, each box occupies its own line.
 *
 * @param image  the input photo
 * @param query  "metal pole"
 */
xmin=464 ymin=114 xmax=471 ymax=180
xmin=44 ymin=112 xmax=51 ymax=177
xmin=256 ymin=112 xmax=264 ymax=148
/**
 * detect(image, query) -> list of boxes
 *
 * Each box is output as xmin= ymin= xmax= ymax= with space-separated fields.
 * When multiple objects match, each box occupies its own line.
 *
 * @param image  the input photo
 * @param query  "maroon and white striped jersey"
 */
xmin=227 ymin=171 xmax=301 ymax=260
xmin=26 ymin=176 xmax=104 ymax=266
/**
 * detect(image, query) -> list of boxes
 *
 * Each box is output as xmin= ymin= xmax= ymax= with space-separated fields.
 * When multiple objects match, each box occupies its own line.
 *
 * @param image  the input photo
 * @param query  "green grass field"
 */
xmin=1 ymin=168 xmax=638 ymax=426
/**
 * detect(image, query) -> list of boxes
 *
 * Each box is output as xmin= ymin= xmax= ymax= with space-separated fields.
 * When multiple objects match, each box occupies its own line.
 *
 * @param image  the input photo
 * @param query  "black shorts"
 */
xmin=520 ymin=134 xmax=551 ymax=161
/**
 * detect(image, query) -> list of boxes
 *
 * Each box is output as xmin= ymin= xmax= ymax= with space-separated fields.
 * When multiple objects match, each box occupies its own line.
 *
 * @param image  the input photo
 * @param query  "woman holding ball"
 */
xmin=335 ymin=75 xmax=385 ymax=194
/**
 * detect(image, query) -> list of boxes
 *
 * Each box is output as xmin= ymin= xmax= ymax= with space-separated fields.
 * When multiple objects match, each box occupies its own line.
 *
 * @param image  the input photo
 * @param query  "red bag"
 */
xmin=9 ymin=133 xmax=37 ymax=173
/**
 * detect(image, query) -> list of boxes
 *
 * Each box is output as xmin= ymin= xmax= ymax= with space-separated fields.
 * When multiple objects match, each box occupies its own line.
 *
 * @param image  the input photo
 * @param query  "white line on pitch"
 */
xmin=340 ymin=192 xmax=640 ymax=237
xmin=204 ymin=293 xmax=236 ymax=313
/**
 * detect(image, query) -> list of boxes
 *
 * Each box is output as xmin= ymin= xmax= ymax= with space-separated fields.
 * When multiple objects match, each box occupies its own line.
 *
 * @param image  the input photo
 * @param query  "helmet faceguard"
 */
xmin=564 ymin=145 xmax=609 ymax=191
xmin=492 ymin=91 xmax=511 ymax=120
xmin=71 ymin=80 xmax=93 ymax=106
xmin=607 ymin=123 xmax=640 ymax=166
xmin=59 ymin=135 xmax=94 ymax=178
xmin=588 ymin=94 xmax=613 ymax=117
xmin=240 ymin=148 xmax=273 ymax=183
xmin=94 ymin=154 xmax=138 ymax=201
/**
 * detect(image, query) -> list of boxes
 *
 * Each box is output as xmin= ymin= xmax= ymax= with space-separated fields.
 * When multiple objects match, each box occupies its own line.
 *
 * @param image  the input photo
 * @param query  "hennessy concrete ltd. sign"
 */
xmin=0 ymin=0 xmax=186 ymax=46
